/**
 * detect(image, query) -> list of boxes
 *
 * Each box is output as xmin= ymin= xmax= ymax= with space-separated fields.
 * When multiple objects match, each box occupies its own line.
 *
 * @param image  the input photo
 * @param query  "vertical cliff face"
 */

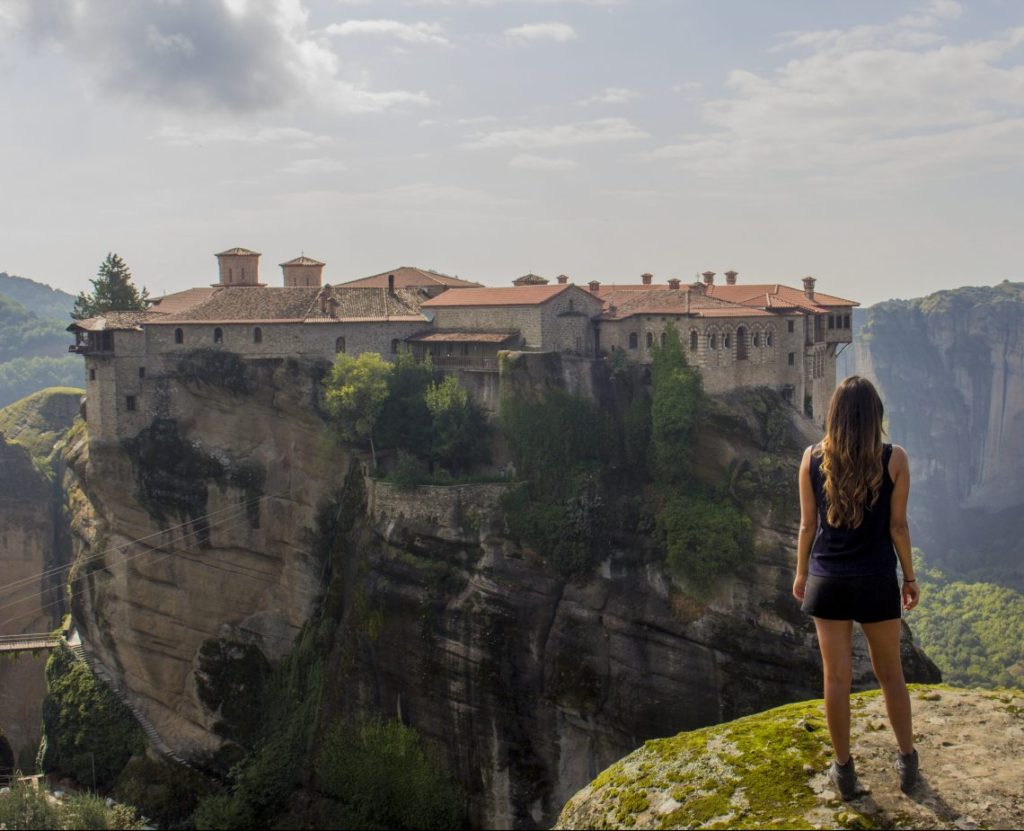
xmin=60 ymin=356 xmax=939 ymax=829
xmin=0 ymin=388 xmax=80 ymax=769
xmin=842 ymin=282 xmax=1024 ymax=587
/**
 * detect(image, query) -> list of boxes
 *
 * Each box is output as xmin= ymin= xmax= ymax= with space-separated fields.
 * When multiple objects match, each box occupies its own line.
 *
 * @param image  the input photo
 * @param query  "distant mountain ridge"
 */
xmin=0 ymin=272 xmax=75 ymax=320
xmin=0 ymin=271 xmax=81 ymax=407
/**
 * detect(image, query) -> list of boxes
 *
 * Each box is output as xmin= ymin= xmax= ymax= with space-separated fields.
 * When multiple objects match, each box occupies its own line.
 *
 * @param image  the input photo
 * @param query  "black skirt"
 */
xmin=801 ymin=569 xmax=901 ymax=623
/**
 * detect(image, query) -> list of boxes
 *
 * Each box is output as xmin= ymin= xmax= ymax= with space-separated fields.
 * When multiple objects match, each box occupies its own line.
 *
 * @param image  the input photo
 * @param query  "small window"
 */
xmin=788 ymin=352 xmax=795 ymax=366
xmin=175 ymin=328 xmax=184 ymax=344
xmin=710 ymin=333 xmax=717 ymax=350
xmin=723 ymin=333 xmax=731 ymax=349
xmin=646 ymin=332 xmax=654 ymax=349
xmin=461 ymin=343 xmax=470 ymax=356
xmin=126 ymin=395 xmax=136 ymax=412
xmin=335 ymin=336 xmax=346 ymax=354
xmin=844 ymin=314 xmax=851 ymax=329
xmin=253 ymin=327 xmax=263 ymax=343
xmin=138 ymin=367 xmax=145 ymax=379
xmin=690 ymin=331 xmax=698 ymax=351
xmin=89 ymin=368 xmax=96 ymax=381
xmin=787 ymin=320 xmax=795 ymax=333
xmin=766 ymin=333 xmax=773 ymax=347
xmin=753 ymin=333 xmax=760 ymax=348
xmin=391 ymin=339 xmax=400 ymax=354
xmin=228 ymin=267 xmax=233 ymax=283
xmin=629 ymin=332 xmax=638 ymax=350
xmin=214 ymin=327 xmax=223 ymax=344
xmin=660 ymin=332 xmax=667 ymax=347
xmin=241 ymin=267 xmax=246 ymax=281
xmin=568 ymin=299 xmax=574 ymax=311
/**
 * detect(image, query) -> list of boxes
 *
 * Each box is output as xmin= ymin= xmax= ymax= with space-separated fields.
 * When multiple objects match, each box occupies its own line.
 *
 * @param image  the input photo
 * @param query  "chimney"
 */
xmin=388 ymin=273 xmax=395 ymax=294
xmin=588 ymin=280 xmax=601 ymax=293
xmin=803 ymin=276 xmax=816 ymax=300
xmin=557 ymin=274 xmax=569 ymax=285
xmin=641 ymin=272 xmax=653 ymax=286
xmin=608 ymin=304 xmax=617 ymax=317
xmin=667 ymin=278 xmax=681 ymax=290
xmin=725 ymin=270 xmax=738 ymax=285
xmin=702 ymin=271 xmax=715 ymax=286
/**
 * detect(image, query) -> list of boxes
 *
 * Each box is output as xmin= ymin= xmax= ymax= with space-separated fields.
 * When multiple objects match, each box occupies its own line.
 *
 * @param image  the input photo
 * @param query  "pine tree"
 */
xmin=71 ymin=253 xmax=149 ymax=319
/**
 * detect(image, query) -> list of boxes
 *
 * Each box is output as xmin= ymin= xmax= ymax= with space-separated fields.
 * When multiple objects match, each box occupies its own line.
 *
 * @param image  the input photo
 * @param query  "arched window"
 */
xmin=736 ymin=327 xmax=748 ymax=360
xmin=709 ymin=333 xmax=717 ymax=350
xmin=723 ymin=333 xmax=731 ymax=349
xmin=646 ymin=332 xmax=654 ymax=349
xmin=253 ymin=327 xmax=263 ymax=344
xmin=766 ymin=332 xmax=774 ymax=347
xmin=214 ymin=328 xmax=223 ymax=344
xmin=228 ymin=268 xmax=233 ymax=283
xmin=174 ymin=328 xmax=184 ymax=344
xmin=753 ymin=332 xmax=760 ymax=348
xmin=660 ymin=332 xmax=667 ymax=347
xmin=335 ymin=336 xmax=346 ymax=354
xmin=629 ymin=332 xmax=638 ymax=349
xmin=391 ymin=339 xmax=400 ymax=354
xmin=690 ymin=330 xmax=698 ymax=351
xmin=241 ymin=267 xmax=246 ymax=281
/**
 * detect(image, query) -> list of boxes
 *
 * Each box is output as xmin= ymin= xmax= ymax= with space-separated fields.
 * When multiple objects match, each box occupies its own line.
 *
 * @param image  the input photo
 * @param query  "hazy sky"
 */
xmin=1 ymin=0 xmax=1021 ymax=305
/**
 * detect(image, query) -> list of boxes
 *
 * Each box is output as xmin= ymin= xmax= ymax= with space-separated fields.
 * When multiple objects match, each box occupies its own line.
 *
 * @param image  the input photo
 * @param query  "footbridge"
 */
xmin=0 ymin=632 xmax=61 ymax=654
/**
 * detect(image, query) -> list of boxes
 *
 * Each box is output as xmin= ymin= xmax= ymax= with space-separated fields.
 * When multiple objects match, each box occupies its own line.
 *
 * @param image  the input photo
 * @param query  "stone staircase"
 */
xmin=65 ymin=634 xmax=195 ymax=771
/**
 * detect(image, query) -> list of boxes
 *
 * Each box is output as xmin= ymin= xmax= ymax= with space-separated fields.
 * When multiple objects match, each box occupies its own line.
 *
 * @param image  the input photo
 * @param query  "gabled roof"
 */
xmin=705 ymin=284 xmax=858 ymax=311
xmin=422 ymin=284 xmax=599 ymax=308
xmin=338 ymin=267 xmax=482 ymax=290
xmin=598 ymin=287 xmax=773 ymax=320
xmin=216 ymin=247 xmax=261 ymax=257
xmin=280 ymin=256 xmax=325 ymax=267
xmin=512 ymin=273 xmax=549 ymax=286
xmin=147 ymin=288 xmax=218 ymax=316
xmin=67 ymin=312 xmax=148 ymax=332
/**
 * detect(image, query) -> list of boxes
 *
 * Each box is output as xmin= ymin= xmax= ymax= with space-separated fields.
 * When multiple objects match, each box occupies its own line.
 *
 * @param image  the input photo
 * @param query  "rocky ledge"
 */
xmin=555 ymin=685 xmax=1024 ymax=830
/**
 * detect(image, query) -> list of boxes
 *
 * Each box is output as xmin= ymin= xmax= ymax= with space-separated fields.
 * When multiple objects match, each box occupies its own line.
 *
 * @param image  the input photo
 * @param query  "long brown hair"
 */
xmin=816 ymin=376 xmax=885 ymax=528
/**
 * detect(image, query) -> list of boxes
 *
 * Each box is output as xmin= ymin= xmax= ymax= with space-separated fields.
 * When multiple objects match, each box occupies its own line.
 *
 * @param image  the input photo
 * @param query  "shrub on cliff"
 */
xmin=40 ymin=644 xmax=145 ymax=788
xmin=314 ymin=717 xmax=464 ymax=830
xmin=425 ymin=375 xmax=491 ymax=475
xmin=324 ymin=352 xmax=391 ymax=467
xmin=649 ymin=324 xmax=703 ymax=484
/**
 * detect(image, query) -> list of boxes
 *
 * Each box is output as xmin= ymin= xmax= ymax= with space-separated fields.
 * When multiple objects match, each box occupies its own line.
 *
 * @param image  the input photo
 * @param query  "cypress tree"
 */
xmin=72 ymin=253 xmax=149 ymax=319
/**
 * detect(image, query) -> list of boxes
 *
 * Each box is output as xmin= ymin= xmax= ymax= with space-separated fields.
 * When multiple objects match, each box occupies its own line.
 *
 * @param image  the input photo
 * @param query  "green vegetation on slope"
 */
xmin=0 ymin=356 xmax=81 ymax=409
xmin=40 ymin=644 xmax=146 ymax=789
xmin=0 ymin=294 xmax=70 ymax=363
xmin=0 ymin=779 xmax=143 ymax=830
xmin=909 ymin=552 xmax=1024 ymax=690
xmin=0 ymin=386 xmax=83 ymax=467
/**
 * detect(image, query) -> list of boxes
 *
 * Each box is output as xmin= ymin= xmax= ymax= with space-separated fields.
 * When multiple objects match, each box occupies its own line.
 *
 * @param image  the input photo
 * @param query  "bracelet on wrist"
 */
xmin=902 ymin=578 xmax=916 ymax=583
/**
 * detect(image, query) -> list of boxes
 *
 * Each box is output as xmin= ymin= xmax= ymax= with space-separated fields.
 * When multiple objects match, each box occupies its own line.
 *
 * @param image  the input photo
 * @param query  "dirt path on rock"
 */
xmin=803 ymin=687 xmax=1024 ymax=830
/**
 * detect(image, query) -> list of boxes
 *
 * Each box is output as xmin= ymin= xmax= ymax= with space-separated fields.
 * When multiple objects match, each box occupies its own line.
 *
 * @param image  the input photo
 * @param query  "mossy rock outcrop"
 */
xmin=556 ymin=685 xmax=1024 ymax=830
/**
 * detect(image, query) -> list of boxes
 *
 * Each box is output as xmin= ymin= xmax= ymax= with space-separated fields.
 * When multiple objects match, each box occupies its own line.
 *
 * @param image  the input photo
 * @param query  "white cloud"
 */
xmin=504 ymin=22 xmax=577 ymax=44
xmin=325 ymin=19 xmax=451 ymax=46
xmin=0 ymin=0 xmax=430 ymax=113
xmin=283 ymin=157 xmax=348 ymax=174
xmin=578 ymin=86 xmax=640 ymax=105
xmin=649 ymin=3 xmax=1024 ymax=183
xmin=465 ymin=117 xmax=646 ymax=149
xmin=153 ymin=125 xmax=334 ymax=149
xmin=509 ymin=154 xmax=578 ymax=170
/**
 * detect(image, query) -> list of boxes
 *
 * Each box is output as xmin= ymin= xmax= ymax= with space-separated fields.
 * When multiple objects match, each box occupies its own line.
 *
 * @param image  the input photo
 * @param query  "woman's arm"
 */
xmin=793 ymin=446 xmax=816 ymax=601
xmin=889 ymin=444 xmax=919 ymax=610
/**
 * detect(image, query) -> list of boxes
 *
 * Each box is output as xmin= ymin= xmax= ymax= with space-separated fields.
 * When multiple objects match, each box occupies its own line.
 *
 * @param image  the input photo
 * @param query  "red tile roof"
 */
xmin=338 ymin=266 xmax=482 ymax=290
xmin=407 ymin=330 xmax=519 ymax=343
xmin=705 ymin=283 xmax=858 ymax=310
xmin=280 ymin=255 xmax=325 ymax=266
xmin=421 ymin=284 xmax=584 ymax=307
xmin=216 ymin=247 xmax=260 ymax=257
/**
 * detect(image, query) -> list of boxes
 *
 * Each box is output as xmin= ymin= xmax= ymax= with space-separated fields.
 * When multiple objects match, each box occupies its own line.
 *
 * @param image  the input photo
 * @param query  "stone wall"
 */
xmin=367 ymin=479 xmax=512 ymax=540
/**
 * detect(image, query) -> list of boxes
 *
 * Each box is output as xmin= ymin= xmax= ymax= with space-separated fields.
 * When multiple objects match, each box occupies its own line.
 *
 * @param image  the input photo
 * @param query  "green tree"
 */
xmin=425 ymin=375 xmax=491 ymax=475
xmin=376 ymin=352 xmax=434 ymax=456
xmin=650 ymin=324 xmax=703 ymax=483
xmin=72 ymin=253 xmax=149 ymax=319
xmin=323 ymin=352 xmax=392 ymax=468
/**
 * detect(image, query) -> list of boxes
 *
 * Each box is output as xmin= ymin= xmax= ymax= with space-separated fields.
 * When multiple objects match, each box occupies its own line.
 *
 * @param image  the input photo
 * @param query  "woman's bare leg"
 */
xmin=814 ymin=618 xmax=854 ymax=763
xmin=860 ymin=618 xmax=914 ymax=755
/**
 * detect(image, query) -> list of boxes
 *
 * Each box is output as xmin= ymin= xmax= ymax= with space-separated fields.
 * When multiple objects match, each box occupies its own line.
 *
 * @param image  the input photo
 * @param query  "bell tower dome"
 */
xmin=280 ymin=255 xmax=325 ymax=288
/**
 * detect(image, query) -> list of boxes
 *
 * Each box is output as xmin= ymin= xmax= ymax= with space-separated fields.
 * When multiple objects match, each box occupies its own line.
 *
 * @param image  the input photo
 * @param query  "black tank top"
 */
xmin=809 ymin=443 xmax=896 ymax=577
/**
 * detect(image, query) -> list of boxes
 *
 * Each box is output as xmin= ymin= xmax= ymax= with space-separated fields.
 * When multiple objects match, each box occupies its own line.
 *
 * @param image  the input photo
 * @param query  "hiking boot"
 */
xmin=828 ymin=756 xmax=863 ymax=801
xmin=896 ymin=749 xmax=919 ymax=793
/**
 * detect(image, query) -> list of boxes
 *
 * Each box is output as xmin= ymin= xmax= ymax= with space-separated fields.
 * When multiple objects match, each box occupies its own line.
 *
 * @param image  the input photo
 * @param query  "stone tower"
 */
xmin=280 ymin=256 xmax=325 ymax=288
xmin=214 ymin=247 xmax=262 ymax=287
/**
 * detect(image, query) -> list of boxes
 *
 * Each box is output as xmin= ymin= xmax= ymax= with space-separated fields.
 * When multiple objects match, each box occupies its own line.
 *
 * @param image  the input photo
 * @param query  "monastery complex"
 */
xmin=69 ymin=247 xmax=856 ymax=440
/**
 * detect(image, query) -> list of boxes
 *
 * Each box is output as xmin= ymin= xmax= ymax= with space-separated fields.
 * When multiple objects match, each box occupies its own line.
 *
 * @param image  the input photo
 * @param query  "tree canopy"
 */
xmin=323 ymin=352 xmax=391 ymax=466
xmin=72 ymin=253 xmax=149 ymax=319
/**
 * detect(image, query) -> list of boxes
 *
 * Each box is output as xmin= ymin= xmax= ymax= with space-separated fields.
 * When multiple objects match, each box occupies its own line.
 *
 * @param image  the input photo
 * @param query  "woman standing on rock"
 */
xmin=792 ymin=375 xmax=921 ymax=800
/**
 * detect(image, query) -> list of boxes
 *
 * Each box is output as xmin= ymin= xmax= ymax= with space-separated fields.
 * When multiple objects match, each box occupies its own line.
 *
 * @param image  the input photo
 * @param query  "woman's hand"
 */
xmin=793 ymin=572 xmax=807 ymax=602
xmin=902 ymin=579 xmax=920 ymax=611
